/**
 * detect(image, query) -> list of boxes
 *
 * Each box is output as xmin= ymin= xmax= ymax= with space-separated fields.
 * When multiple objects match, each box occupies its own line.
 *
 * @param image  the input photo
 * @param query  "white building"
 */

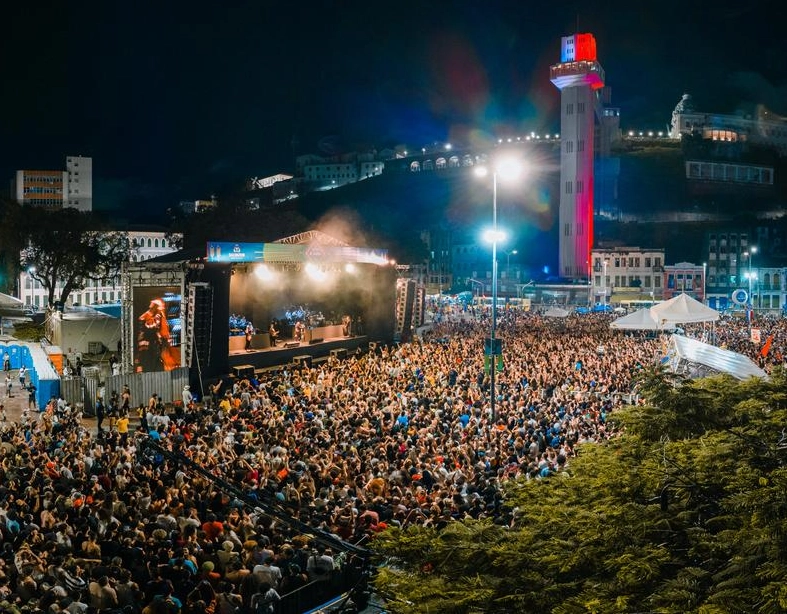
xmin=671 ymin=95 xmax=787 ymax=156
xmin=19 ymin=230 xmax=181 ymax=309
xmin=591 ymin=247 xmax=665 ymax=303
xmin=297 ymin=152 xmax=385 ymax=192
xmin=65 ymin=155 xmax=92 ymax=212
xmin=12 ymin=155 xmax=92 ymax=211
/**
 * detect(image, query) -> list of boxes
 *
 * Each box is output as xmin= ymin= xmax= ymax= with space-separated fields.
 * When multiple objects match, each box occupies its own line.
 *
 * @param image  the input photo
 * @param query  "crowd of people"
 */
xmin=0 ymin=306 xmax=783 ymax=613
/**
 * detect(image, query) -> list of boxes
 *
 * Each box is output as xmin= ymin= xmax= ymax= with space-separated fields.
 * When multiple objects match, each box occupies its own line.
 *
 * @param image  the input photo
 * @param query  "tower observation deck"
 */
xmin=550 ymin=33 xmax=605 ymax=279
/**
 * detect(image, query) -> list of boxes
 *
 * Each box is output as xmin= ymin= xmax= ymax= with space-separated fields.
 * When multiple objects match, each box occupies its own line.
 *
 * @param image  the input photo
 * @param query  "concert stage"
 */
xmin=228 ymin=334 xmax=368 ymax=371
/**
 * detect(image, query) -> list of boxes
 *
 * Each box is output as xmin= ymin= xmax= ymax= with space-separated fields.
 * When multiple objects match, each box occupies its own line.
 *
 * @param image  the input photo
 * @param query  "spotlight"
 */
xmin=255 ymin=265 xmax=275 ymax=281
xmin=345 ymin=263 xmax=357 ymax=274
xmin=305 ymin=262 xmax=327 ymax=281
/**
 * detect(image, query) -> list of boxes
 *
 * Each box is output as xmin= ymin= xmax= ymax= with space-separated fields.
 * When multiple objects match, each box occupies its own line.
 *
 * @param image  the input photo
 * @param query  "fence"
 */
xmin=59 ymin=367 xmax=189 ymax=415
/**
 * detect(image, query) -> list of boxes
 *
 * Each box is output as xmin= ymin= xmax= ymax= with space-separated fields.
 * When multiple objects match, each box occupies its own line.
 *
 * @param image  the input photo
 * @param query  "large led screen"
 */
xmin=133 ymin=286 xmax=182 ymax=372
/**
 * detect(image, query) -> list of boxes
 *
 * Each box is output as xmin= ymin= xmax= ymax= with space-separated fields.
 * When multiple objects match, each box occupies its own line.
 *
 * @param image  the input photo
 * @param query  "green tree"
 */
xmin=19 ymin=207 xmax=130 ymax=308
xmin=372 ymin=367 xmax=787 ymax=613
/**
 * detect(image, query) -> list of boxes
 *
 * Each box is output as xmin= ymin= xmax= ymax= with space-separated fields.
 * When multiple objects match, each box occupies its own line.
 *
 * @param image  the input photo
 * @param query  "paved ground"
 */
xmin=2 ymin=368 xmax=99 ymax=432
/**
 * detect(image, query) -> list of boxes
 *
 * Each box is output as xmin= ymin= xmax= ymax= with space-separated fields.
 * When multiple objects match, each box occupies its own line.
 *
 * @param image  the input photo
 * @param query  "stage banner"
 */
xmin=207 ymin=242 xmax=264 ymax=263
xmin=206 ymin=242 xmax=388 ymax=264
xmin=133 ymin=286 xmax=183 ymax=373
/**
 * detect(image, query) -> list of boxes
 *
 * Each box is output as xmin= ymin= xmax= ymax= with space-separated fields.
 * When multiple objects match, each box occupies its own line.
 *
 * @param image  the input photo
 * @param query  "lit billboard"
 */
xmin=206 ymin=242 xmax=388 ymax=265
xmin=132 ymin=286 xmax=182 ymax=373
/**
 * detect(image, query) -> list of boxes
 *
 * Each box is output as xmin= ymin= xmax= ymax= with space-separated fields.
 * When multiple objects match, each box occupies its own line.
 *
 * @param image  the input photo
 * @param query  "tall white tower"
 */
xmin=550 ymin=33 xmax=605 ymax=279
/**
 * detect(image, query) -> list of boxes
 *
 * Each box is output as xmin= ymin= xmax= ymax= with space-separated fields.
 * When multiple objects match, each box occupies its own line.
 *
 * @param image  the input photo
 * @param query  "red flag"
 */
xmin=761 ymin=335 xmax=774 ymax=357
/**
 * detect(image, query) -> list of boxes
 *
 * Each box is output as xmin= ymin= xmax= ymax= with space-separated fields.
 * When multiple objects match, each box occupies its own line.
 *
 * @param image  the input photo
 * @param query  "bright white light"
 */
xmin=344 ymin=263 xmax=357 ymax=274
xmin=751 ymin=246 xmax=758 ymax=254
xmin=255 ymin=265 xmax=275 ymax=281
xmin=507 ymin=138 xmax=512 ymax=143
xmin=483 ymin=228 xmax=507 ymax=244
xmin=305 ymin=263 xmax=327 ymax=281
xmin=496 ymin=157 xmax=523 ymax=182
xmin=474 ymin=166 xmax=489 ymax=178
xmin=555 ymin=134 xmax=560 ymax=139
xmin=445 ymin=143 xmax=452 ymax=150
xmin=648 ymin=131 xmax=654 ymax=137
xmin=628 ymin=130 xmax=634 ymax=136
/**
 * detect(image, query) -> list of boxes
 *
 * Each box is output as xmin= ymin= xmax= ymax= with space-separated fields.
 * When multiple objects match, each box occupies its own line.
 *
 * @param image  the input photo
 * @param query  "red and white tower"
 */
xmin=550 ymin=33 xmax=605 ymax=279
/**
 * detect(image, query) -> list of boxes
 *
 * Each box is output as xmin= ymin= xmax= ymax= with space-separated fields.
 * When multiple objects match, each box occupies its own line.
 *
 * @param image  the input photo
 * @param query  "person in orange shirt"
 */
xmin=116 ymin=412 xmax=130 ymax=447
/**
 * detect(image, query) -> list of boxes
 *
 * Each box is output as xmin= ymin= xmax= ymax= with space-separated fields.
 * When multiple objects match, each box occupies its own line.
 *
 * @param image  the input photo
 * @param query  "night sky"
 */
xmin=2 ymin=0 xmax=784 ymax=219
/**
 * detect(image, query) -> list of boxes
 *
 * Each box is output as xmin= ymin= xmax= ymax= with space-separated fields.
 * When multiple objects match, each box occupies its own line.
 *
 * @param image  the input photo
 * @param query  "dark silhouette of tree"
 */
xmin=18 ymin=207 xmax=130 ymax=308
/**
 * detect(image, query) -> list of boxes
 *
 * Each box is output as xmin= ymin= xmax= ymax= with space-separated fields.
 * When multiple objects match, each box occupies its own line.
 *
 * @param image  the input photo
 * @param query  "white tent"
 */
xmin=610 ymin=308 xmax=670 ymax=331
xmin=0 ymin=292 xmax=25 ymax=318
xmin=544 ymin=306 xmax=570 ymax=318
xmin=650 ymin=293 xmax=719 ymax=325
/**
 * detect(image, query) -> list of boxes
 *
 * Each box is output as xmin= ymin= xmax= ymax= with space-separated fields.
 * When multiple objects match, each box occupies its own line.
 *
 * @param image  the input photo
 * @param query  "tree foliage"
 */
xmin=372 ymin=367 xmax=787 ymax=613
xmin=17 ymin=207 xmax=130 ymax=307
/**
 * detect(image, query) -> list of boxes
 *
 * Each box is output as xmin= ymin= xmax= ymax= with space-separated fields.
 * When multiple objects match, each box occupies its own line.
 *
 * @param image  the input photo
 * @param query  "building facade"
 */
xmin=705 ymin=231 xmax=755 ymax=305
xmin=12 ymin=155 xmax=92 ymax=211
xmin=591 ymin=247 xmax=665 ymax=304
xmin=19 ymin=230 xmax=180 ymax=309
xmin=663 ymin=262 xmax=705 ymax=302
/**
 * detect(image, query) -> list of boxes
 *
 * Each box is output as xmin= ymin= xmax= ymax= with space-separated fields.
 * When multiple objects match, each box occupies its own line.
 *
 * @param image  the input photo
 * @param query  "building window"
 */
xmin=565 ymin=181 xmax=573 ymax=194
xmin=564 ymin=223 xmax=572 ymax=236
xmin=577 ymin=140 xmax=585 ymax=152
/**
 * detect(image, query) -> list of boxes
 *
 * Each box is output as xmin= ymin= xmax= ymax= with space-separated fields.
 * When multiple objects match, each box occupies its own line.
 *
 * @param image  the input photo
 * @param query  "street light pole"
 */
xmin=702 ymin=262 xmax=706 ymax=304
xmin=751 ymin=246 xmax=757 ymax=313
xmin=490 ymin=171 xmax=499 ymax=426
xmin=477 ymin=158 xmax=522 ymax=428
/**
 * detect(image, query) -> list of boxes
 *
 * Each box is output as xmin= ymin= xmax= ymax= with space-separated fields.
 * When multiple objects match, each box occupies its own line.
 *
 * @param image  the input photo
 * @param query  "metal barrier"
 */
xmin=59 ymin=367 xmax=189 ymax=414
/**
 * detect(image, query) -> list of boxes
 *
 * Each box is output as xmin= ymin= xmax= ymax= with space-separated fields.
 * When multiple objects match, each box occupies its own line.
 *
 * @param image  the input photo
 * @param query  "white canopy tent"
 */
xmin=610 ymin=308 xmax=671 ymax=331
xmin=650 ymin=293 xmax=719 ymax=325
xmin=667 ymin=334 xmax=766 ymax=380
xmin=0 ymin=292 xmax=25 ymax=317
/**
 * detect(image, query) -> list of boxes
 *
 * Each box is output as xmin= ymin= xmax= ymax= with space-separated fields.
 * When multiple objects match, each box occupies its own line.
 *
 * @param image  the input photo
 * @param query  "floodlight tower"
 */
xmin=550 ymin=33 xmax=605 ymax=280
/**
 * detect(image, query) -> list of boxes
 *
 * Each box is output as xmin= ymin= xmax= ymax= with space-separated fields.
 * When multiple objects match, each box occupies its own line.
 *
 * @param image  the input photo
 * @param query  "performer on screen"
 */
xmin=136 ymin=297 xmax=178 ymax=372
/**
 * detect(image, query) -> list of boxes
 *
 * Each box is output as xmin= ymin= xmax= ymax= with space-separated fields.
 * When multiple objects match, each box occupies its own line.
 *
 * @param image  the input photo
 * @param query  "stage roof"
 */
xmin=667 ymin=334 xmax=767 ymax=381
